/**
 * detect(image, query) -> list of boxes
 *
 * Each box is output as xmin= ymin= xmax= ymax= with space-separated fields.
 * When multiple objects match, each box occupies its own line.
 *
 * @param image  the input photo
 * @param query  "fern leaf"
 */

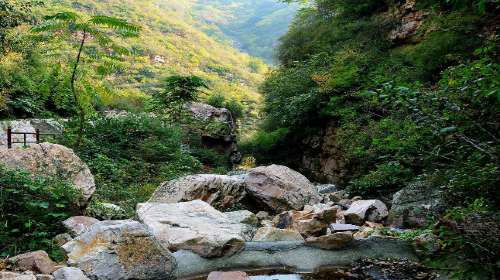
xmin=89 ymin=16 xmax=140 ymax=35
xmin=31 ymin=21 xmax=66 ymax=33
xmin=44 ymin=12 xmax=79 ymax=22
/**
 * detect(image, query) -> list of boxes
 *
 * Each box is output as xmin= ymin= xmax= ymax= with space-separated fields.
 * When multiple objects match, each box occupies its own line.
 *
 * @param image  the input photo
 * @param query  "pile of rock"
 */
xmin=1 ymin=164 xmax=422 ymax=279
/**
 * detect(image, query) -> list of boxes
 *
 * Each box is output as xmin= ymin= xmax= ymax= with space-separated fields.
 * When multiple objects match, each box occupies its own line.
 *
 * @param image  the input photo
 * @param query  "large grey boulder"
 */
xmin=52 ymin=267 xmax=89 ymax=280
xmin=62 ymin=220 xmax=175 ymax=280
xmin=0 ymin=119 xmax=63 ymax=150
xmin=137 ymin=200 xmax=250 ymax=258
xmin=244 ymin=165 xmax=321 ymax=212
xmin=344 ymin=200 xmax=388 ymax=225
xmin=149 ymin=174 xmax=246 ymax=210
xmin=389 ymin=182 xmax=446 ymax=228
xmin=0 ymin=143 xmax=95 ymax=205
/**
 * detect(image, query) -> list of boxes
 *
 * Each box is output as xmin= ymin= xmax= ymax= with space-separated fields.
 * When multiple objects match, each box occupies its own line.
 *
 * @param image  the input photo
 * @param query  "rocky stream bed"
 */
xmin=0 ymin=138 xmax=446 ymax=279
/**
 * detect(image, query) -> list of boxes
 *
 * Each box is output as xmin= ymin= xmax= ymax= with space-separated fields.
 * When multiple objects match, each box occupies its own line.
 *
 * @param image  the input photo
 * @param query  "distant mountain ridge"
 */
xmin=191 ymin=0 xmax=299 ymax=63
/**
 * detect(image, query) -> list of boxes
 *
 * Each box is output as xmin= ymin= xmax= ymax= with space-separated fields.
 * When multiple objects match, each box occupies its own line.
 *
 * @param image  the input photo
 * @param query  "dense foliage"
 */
xmin=0 ymin=165 xmax=79 ymax=260
xmin=58 ymin=114 xmax=202 ymax=216
xmin=245 ymin=0 xmax=499 ymax=277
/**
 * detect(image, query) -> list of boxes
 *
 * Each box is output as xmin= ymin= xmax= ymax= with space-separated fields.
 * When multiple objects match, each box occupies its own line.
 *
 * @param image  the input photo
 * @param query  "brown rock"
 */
xmin=353 ymin=227 xmax=374 ymax=239
xmin=7 ymin=251 xmax=56 ymax=274
xmin=207 ymin=271 xmax=249 ymax=280
xmin=305 ymin=232 xmax=354 ymax=250
xmin=244 ymin=165 xmax=321 ymax=212
xmin=252 ymin=227 xmax=304 ymax=242
xmin=274 ymin=203 xmax=337 ymax=237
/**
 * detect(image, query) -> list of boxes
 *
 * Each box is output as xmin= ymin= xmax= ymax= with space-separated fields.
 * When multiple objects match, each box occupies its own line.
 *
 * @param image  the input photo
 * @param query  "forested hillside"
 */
xmin=1 ymin=0 xmax=273 ymax=120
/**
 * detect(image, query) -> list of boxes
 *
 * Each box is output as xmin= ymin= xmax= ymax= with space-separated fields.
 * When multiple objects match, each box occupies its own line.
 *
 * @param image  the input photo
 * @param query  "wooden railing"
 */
xmin=6 ymin=126 xmax=58 ymax=149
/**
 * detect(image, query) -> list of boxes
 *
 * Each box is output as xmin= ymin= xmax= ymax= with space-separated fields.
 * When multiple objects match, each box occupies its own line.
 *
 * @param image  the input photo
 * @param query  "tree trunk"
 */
xmin=72 ymin=31 xmax=87 ymax=147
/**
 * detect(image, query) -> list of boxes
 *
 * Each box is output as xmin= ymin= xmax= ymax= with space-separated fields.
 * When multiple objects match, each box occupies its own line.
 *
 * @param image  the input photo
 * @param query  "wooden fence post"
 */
xmin=36 ymin=129 xmax=40 ymax=144
xmin=7 ymin=126 xmax=12 ymax=149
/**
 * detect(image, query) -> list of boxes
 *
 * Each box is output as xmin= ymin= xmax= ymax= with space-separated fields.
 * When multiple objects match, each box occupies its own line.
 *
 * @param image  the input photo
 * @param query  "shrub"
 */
xmin=58 ymin=114 xmax=201 ymax=216
xmin=0 ymin=165 xmax=79 ymax=260
xmin=349 ymin=161 xmax=413 ymax=196
xmin=207 ymin=94 xmax=226 ymax=108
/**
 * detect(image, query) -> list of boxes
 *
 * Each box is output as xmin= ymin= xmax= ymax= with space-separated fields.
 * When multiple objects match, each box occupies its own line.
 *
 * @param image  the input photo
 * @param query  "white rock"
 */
xmin=137 ymin=200 xmax=248 ymax=257
xmin=344 ymin=200 xmax=388 ymax=225
xmin=52 ymin=267 xmax=89 ymax=280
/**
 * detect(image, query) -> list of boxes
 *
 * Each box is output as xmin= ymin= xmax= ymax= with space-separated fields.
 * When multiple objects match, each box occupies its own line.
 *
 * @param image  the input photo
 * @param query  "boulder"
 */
xmin=52 ymin=267 xmax=89 ymax=280
xmin=0 ymin=119 xmax=63 ymax=150
xmin=344 ymin=200 xmax=388 ymax=225
xmin=186 ymin=103 xmax=241 ymax=163
xmin=225 ymin=210 xmax=259 ymax=226
xmin=137 ymin=200 xmax=248 ymax=258
xmin=389 ymin=182 xmax=445 ymax=228
xmin=0 ymin=143 xmax=95 ymax=205
xmin=252 ymin=227 xmax=304 ymax=242
xmin=0 ymin=271 xmax=36 ymax=280
xmin=149 ymin=174 xmax=246 ymax=210
xmin=7 ymin=251 xmax=56 ymax=274
xmin=244 ymin=165 xmax=321 ymax=212
xmin=62 ymin=220 xmax=175 ymax=280
xmin=274 ymin=203 xmax=337 ymax=237
xmin=207 ymin=271 xmax=249 ymax=280
xmin=305 ymin=232 xmax=354 ymax=250
xmin=62 ymin=216 xmax=99 ymax=237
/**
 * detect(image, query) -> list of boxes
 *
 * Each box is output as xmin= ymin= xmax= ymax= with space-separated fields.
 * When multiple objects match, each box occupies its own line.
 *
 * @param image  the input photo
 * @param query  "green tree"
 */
xmin=152 ymin=75 xmax=208 ymax=121
xmin=32 ymin=11 xmax=140 ymax=145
